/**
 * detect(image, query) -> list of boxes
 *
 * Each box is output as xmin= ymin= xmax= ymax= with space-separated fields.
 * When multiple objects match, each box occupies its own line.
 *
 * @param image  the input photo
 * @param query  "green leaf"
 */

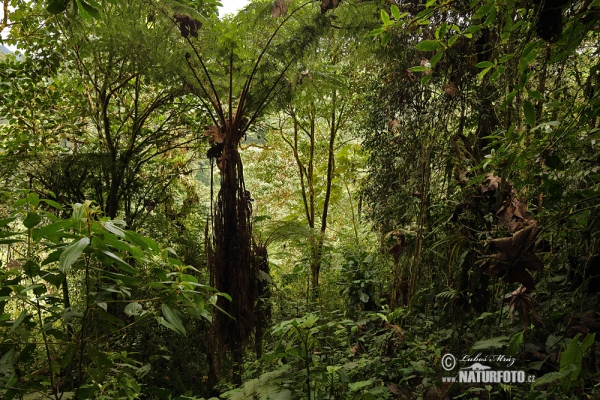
xmin=161 ymin=304 xmax=186 ymax=336
xmin=381 ymin=31 xmax=391 ymax=46
xmin=580 ymin=333 xmax=595 ymax=353
xmin=391 ymin=5 xmax=401 ymax=20
xmin=472 ymin=336 xmax=509 ymax=350
xmin=448 ymin=34 xmax=459 ymax=47
xmin=0 ymin=239 xmax=22 ymax=244
xmin=103 ymin=221 xmax=126 ymax=238
xmin=472 ymin=3 xmax=493 ymax=19
xmin=0 ymin=216 xmax=17 ymax=228
xmin=23 ymin=260 xmax=40 ymax=278
xmin=416 ymin=40 xmax=442 ymax=51
xmin=430 ymin=50 xmax=444 ymax=66
xmin=23 ymin=212 xmax=42 ymax=229
xmin=125 ymin=302 xmax=143 ymax=316
xmin=368 ymin=27 xmax=383 ymax=36
xmin=523 ymin=100 xmax=536 ymax=126
xmin=7 ymin=309 xmax=27 ymax=335
xmin=27 ymin=192 xmax=40 ymax=208
xmin=32 ymin=220 xmax=74 ymax=242
xmin=72 ymin=202 xmax=87 ymax=222
xmin=59 ymin=237 xmax=90 ymax=273
xmin=47 ymin=0 xmax=68 ymax=14
xmin=476 ymin=61 xmax=495 ymax=68
xmin=507 ymin=330 xmax=524 ymax=356
xmin=77 ymin=0 xmax=101 ymax=20
xmin=528 ymin=90 xmax=543 ymax=100
xmin=477 ymin=66 xmax=492 ymax=81
xmin=101 ymin=251 xmax=137 ymax=274
xmin=40 ymin=199 xmax=62 ymax=210
xmin=484 ymin=7 xmax=497 ymax=25
xmin=533 ymin=371 xmax=564 ymax=386
xmin=519 ymin=42 xmax=539 ymax=70
xmin=380 ymin=9 xmax=390 ymax=25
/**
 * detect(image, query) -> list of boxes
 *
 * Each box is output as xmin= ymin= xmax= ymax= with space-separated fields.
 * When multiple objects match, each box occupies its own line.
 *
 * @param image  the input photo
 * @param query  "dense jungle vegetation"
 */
xmin=1 ymin=0 xmax=600 ymax=398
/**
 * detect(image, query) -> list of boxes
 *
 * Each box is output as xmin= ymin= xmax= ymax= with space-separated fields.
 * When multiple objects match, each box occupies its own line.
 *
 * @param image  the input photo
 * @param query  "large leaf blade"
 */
xmin=59 ymin=237 xmax=90 ymax=273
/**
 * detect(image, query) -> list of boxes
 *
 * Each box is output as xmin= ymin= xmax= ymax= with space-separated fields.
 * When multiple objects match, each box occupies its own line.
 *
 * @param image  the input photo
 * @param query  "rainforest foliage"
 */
xmin=1 ymin=0 xmax=600 ymax=398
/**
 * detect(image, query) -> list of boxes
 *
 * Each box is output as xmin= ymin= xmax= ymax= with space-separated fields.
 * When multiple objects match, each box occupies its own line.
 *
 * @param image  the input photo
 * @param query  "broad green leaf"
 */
xmin=161 ymin=304 xmax=186 ymax=335
xmin=507 ymin=330 xmax=524 ymax=356
xmin=430 ymin=50 xmax=444 ymax=66
xmin=0 ymin=239 xmax=22 ymax=244
xmin=0 ymin=216 xmax=17 ymax=228
xmin=380 ymin=10 xmax=390 ymax=25
xmin=349 ymin=380 xmax=373 ymax=391
xmin=580 ymin=333 xmax=595 ymax=353
xmin=391 ymin=5 xmax=401 ymax=20
xmin=32 ymin=219 xmax=74 ymax=242
xmin=560 ymin=333 xmax=595 ymax=381
xmin=72 ymin=202 xmax=87 ymax=222
xmin=40 ymin=199 xmax=62 ymax=210
xmin=381 ymin=31 xmax=391 ymax=46
xmin=125 ymin=302 xmax=143 ymax=316
xmin=448 ymin=34 xmax=459 ymax=46
xmin=472 ymin=3 xmax=493 ymax=19
xmin=23 ymin=260 xmax=40 ymax=278
xmin=478 ymin=66 xmax=492 ymax=81
xmin=436 ymin=22 xmax=448 ymax=39
xmin=41 ymin=271 xmax=65 ymax=288
xmin=77 ymin=0 xmax=101 ymax=20
xmin=368 ymin=27 xmax=383 ymax=36
xmin=125 ymin=230 xmax=150 ymax=250
xmin=103 ymin=235 xmax=134 ymax=254
xmin=27 ymin=192 xmax=39 ymax=208
xmin=47 ymin=0 xmax=68 ymax=14
xmin=103 ymin=221 xmax=126 ymax=238
xmin=472 ymin=336 xmax=509 ymax=350
xmin=476 ymin=61 xmax=495 ymax=68
xmin=23 ymin=212 xmax=42 ymax=229
xmin=42 ymin=249 xmax=63 ymax=266
xmin=416 ymin=40 xmax=442 ymax=51
xmin=528 ymin=90 xmax=543 ymax=100
xmin=7 ymin=309 xmax=27 ymax=335
xmin=533 ymin=371 xmax=563 ymax=386
xmin=59 ymin=237 xmax=90 ymax=273
xmin=484 ymin=7 xmax=497 ymax=25
xmin=101 ymin=251 xmax=137 ymax=274
xmin=519 ymin=42 xmax=539 ymax=70
xmin=523 ymin=100 xmax=536 ymax=126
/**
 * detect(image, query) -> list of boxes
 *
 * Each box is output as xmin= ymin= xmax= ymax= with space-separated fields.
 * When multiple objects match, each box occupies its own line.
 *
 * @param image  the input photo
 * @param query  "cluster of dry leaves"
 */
xmin=450 ymin=174 xmax=545 ymax=326
xmin=271 ymin=0 xmax=340 ymax=18
xmin=480 ymin=174 xmax=544 ymax=327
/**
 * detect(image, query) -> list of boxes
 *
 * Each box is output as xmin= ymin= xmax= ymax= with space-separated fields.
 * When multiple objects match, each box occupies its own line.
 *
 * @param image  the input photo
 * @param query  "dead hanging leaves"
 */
xmin=492 ymin=176 xmax=533 ymax=232
xmin=272 ymin=0 xmax=339 ymax=17
xmin=451 ymin=174 xmax=533 ymax=232
xmin=388 ymin=231 xmax=406 ymax=263
xmin=174 ymin=14 xmax=202 ymax=38
xmin=485 ymin=223 xmax=543 ymax=291
xmin=503 ymin=285 xmax=543 ymax=327
xmin=452 ymin=174 xmax=546 ymax=326
xmin=203 ymin=125 xmax=225 ymax=144
xmin=271 ymin=0 xmax=289 ymax=18
xmin=320 ymin=0 xmax=340 ymax=13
